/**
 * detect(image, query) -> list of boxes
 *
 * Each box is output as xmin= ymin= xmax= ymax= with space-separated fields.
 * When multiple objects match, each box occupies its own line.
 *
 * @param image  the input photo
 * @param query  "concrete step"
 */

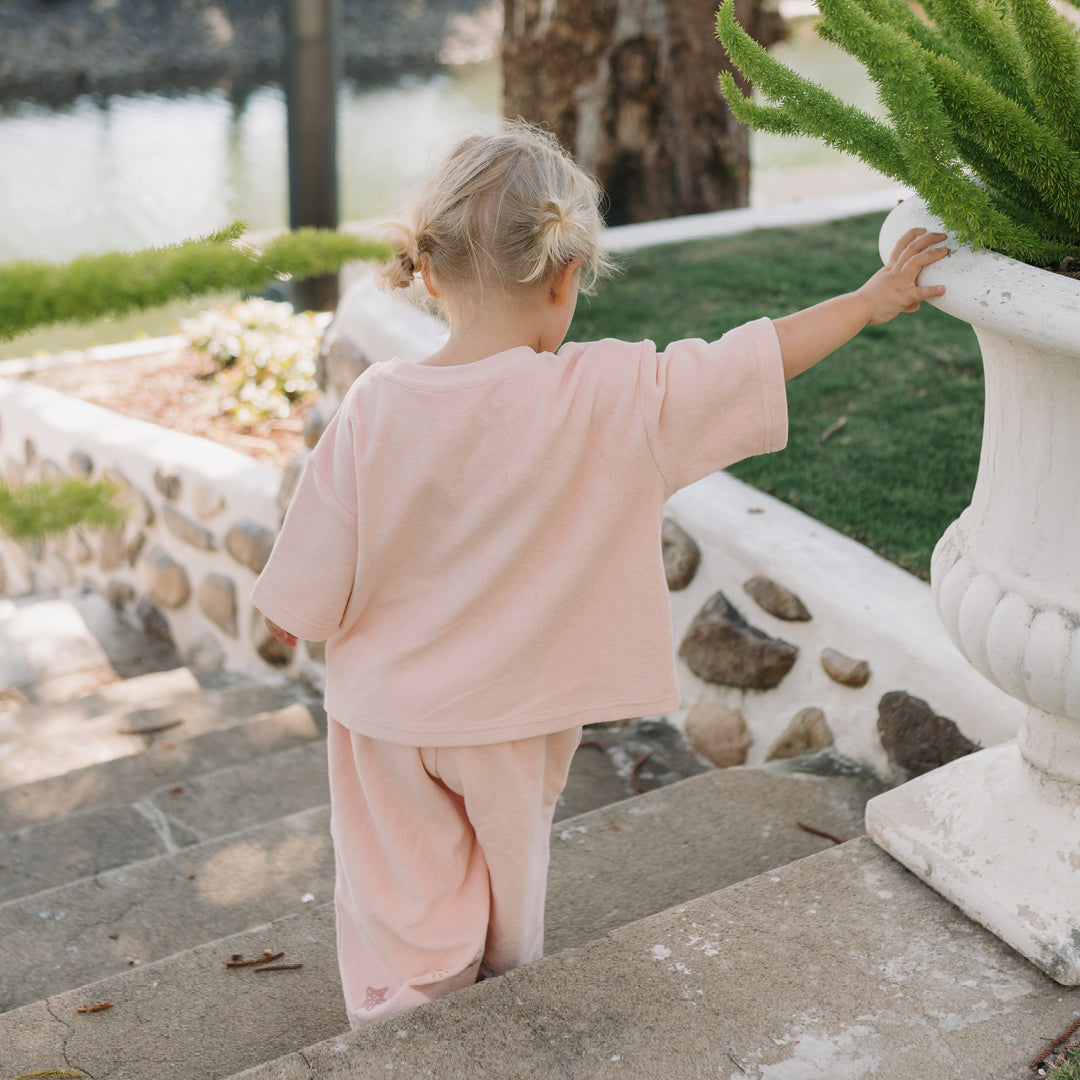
xmin=218 ymin=838 xmax=1076 ymax=1080
xmin=0 ymin=755 xmax=889 ymax=1077
xmin=0 ymin=805 xmax=334 ymax=1012
xmin=0 ymin=590 xmax=182 ymax=704
xmin=545 ymin=751 xmax=884 ymax=953
xmin=0 ymin=700 xmax=326 ymax=835
xmin=0 ymin=737 xmax=331 ymax=904
xmin=0 ymin=752 xmax=877 ymax=1015
xmin=0 ymin=669 xmax=321 ymax=789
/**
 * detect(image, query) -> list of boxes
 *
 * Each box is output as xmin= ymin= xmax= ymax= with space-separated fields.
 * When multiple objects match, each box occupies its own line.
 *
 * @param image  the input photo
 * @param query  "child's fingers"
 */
xmin=888 ymin=228 xmax=948 ymax=269
xmin=264 ymin=616 xmax=298 ymax=647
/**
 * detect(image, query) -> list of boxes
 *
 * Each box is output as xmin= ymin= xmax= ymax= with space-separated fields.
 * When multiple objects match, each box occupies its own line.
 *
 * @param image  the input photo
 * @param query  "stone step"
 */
xmin=0 ymin=805 xmax=335 ymax=1012
xmin=0 ymin=590 xmax=182 ymax=704
xmin=545 ymin=751 xmax=884 ymax=953
xmin=218 ymin=838 xmax=1074 ymax=1080
xmin=0 ymin=755 xmax=886 ymax=1076
xmin=0 ymin=669 xmax=321 ymax=789
xmin=0 ymin=738 xmax=331 ymax=905
xmin=0 ymin=700 xmax=326 ymax=835
xmin=0 ymin=752 xmax=876 ymax=1015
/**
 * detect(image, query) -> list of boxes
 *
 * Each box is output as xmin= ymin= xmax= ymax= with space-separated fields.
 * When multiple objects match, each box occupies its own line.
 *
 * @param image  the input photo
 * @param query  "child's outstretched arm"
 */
xmin=772 ymin=227 xmax=949 ymax=381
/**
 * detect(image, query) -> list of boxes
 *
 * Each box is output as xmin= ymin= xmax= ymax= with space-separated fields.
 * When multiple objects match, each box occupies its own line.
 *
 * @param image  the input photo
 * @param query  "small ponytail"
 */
xmin=377 ymin=222 xmax=423 ymax=291
xmin=524 ymin=199 xmax=580 ymax=284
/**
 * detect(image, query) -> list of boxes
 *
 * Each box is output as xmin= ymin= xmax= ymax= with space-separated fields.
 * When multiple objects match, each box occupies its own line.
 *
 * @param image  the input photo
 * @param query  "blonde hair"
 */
xmin=378 ymin=122 xmax=612 ymax=301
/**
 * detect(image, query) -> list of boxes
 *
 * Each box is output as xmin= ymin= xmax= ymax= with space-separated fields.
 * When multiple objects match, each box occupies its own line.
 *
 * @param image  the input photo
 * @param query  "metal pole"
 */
xmin=284 ymin=0 xmax=342 ymax=311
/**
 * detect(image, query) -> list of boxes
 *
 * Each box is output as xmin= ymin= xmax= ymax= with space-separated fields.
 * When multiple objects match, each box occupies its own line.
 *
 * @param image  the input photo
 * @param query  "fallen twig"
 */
xmin=819 ymin=416 xmax=848 ymax=443
xmin=1030 ymin=1013 xmax=1080 ymax=1070
xmin=630 ymin=750 xmax=654 ymax=793
xmin=117 ymin=718 xmax=183 ymax=736
xmin=226 ymin=950 xmax=285 ymax=968
xmin=9 ymin=1070 xmax=86 ymax=1079
xmin=255 ymin=963 xmax=304 ymax=972
xmin=75 ymin=1001 xmax=114 ymax=1013
xmin=796 ymin=821 xmax=845 ymax=845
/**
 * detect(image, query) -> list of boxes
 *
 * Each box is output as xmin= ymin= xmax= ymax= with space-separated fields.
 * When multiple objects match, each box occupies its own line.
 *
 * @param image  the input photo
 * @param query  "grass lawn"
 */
xmin=570 ymin=211 xmax=984 ymax=580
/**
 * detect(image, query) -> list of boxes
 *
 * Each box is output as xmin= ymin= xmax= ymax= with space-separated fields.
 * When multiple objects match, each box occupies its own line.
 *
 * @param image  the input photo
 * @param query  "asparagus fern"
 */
xmin=717 ymin=0 xmax=1080 ymax=265
xmin=0 ymin=225 xmax=390 ymax=341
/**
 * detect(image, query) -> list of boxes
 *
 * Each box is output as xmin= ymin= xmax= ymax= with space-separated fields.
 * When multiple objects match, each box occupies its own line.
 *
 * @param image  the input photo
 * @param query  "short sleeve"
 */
xmin=250 ymin=405 xmax=361 ymax=643
xmin=639 ymin=317 xmax=788 ymax=493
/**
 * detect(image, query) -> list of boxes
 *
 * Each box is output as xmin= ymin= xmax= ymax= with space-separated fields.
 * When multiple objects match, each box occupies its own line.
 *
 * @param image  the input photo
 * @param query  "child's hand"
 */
xmin=264 ymin=616 xmax=298 ymax=648
xmin=858 ymin=227 xmax=949 ymax=325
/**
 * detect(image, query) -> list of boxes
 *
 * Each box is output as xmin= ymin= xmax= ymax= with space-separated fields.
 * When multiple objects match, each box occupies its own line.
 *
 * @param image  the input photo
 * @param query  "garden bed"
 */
xmin=17 ymin=344 xmax=311 ymax=468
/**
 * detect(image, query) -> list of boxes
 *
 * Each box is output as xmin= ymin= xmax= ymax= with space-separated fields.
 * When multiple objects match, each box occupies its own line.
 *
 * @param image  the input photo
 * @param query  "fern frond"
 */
xmin=1006 ymin=0 xmax=1080 ymax=152
xmin=919 ymin=0 xmax=1032 ymax=106
xmin=0 ymin=479 xmax=128 ymax=542
xmin=716 ymin=1 xmax=908 ymax=180
xmin=0 ymin=230 xmax=391 ymax=342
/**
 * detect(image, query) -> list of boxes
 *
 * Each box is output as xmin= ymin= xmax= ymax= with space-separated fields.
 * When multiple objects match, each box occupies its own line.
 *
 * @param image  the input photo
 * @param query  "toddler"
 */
xmin=252 ymin=122 xmax=947 ymax=1029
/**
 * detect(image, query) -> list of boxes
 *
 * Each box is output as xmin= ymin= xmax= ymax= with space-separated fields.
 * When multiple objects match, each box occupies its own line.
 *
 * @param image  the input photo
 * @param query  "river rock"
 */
xmin=163 ymin=505 xmax=216 ymax=551
xmin=198 ymin=573 xmax=238 ymax=637
xmin=225 ymin=519 xmax=275 ymax=574
xmin=192 ymin=482 xmax=226 ymax=520
xmin=185 ymin=631 xmax=226 ymax=671
xmin=678 ymin=592 xmax=798 ymax=689
xmin=684 ymin=702 xmax=752 ymax=768
xmin=877 ymin=691 xmax=980 ymax=782
xmin=68 ymin=450 xmax=94 ymax=477
xmin=661 ymin=518 xmax=700 ymax=591
xmin=743 ymin=575 xmax=811 ymax=621
xmin=143 ymin=545 xmax=191 ymax=609
xmin=820 ymin=647 xmax=871 ymax=688
xmin=153 ymin=467 xmax=182 ymax=502
xmin=766 ymin=706 xmax=833 ymax=761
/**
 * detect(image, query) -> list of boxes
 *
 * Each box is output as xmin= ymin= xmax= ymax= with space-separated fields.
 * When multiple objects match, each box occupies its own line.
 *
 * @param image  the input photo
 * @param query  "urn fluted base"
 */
xmin=866 ymin=740 xmax=1080 ymax=985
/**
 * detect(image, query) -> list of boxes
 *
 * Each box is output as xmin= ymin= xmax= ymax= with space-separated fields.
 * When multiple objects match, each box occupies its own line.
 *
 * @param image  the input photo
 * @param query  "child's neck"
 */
xmin=422 ymin=299 xmax=552 ymax=368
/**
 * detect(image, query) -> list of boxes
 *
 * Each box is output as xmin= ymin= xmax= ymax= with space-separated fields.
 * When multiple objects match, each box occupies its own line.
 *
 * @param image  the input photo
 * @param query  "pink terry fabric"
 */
xmin=252 ymin=318 xmax=786 ymax=747
xmin=327 ymin=719 xmax=581 ymax=1028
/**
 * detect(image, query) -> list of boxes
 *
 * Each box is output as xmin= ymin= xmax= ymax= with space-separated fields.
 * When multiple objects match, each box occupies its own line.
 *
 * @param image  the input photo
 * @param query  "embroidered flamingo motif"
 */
xmin=364 ymin=985 xmax=389 ymax=1011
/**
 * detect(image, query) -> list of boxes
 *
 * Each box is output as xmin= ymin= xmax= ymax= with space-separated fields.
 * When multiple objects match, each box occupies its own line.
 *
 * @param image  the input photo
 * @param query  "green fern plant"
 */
xmin=716 ymin=0 xmax=1080 ymax=266
xmin=0 ymin=224 xmax=389 ymax=341
xmin=0 ymin=477 xmax=127 ymax=543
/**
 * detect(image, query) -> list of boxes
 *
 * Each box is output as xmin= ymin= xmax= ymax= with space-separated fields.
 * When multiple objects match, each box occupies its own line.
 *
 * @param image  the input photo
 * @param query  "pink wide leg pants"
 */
xmin=326 ymin=719 xmax=582 ymax=1028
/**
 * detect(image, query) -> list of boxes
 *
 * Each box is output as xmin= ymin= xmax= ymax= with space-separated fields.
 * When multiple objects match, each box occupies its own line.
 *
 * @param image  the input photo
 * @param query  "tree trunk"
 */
xmin=502 ymin=0 xmax=786 ymax=225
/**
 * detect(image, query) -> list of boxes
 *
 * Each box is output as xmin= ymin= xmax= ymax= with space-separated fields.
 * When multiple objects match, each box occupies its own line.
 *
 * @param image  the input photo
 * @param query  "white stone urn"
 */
xmin=866 ymin=196 xmax=1080 ymax=985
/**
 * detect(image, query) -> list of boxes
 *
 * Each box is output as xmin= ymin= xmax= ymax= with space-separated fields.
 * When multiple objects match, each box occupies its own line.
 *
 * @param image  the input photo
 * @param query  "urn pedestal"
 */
xmin=865 ymin=198 xmax=1080 ymax=984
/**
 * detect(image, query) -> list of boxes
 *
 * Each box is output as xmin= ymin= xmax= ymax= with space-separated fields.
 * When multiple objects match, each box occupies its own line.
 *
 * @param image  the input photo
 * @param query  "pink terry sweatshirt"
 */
xmin=251 ymin=317 xmax=787 ymax=747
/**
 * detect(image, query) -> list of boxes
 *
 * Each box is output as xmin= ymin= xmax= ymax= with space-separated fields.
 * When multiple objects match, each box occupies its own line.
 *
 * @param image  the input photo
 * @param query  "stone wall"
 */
xmin=0 ymin=351 xmax=305 ymax=680
xmin=0 ymin=276 xmax=1025 ymax=781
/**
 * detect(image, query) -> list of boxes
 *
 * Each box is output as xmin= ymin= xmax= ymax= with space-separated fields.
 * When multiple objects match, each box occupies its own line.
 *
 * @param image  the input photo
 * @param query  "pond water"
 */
xmin=0 ymin=17 xmax=886 ymax=265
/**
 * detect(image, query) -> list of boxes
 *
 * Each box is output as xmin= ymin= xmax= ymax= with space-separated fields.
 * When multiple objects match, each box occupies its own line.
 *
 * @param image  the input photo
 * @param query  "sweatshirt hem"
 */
xmin=323 ymin=691 xmax=683 ymax=748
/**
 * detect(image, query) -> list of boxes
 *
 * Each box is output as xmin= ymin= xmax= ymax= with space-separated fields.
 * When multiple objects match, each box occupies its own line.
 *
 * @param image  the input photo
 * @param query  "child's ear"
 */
xmin=550 ymin=259 xmax=582 ymax=307
xmin=419 ymin=254 xmax=440 ymax=299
